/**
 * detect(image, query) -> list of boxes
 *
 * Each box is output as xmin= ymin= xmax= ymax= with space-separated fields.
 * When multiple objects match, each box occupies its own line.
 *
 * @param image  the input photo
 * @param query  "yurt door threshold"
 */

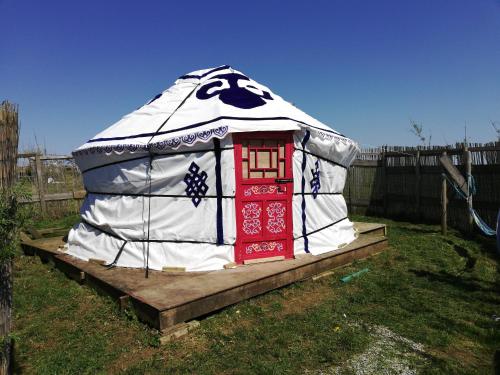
xmin=233 ymin=132 xmax=294 ymax=264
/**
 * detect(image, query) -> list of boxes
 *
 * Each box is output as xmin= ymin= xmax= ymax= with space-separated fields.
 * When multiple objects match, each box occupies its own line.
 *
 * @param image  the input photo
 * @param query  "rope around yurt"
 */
xmin=143 ymin=83 xmax=201 ymax=278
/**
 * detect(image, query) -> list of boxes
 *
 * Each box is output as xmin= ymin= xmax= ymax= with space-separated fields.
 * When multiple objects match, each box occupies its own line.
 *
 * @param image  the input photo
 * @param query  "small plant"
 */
xmin=0 ymin=185 xmax=31 ymax=262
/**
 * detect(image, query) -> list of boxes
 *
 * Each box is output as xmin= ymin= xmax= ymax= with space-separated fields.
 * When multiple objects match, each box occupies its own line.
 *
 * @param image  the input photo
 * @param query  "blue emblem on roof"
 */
xmin=196 ymin=73 xmax=273 ymax=109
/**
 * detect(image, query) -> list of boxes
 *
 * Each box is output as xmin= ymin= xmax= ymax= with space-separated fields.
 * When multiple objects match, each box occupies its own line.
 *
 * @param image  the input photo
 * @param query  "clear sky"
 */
xmin=1 ymin=0 xmax=499 ymax=154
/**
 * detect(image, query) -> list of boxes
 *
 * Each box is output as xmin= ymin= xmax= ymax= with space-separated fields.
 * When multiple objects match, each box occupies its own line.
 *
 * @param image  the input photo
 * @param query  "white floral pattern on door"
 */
xmin=266 ymin=202 xmax=286 ymax=234
xmin=242 ymin=202 xmax=262 ymax=235
xmin=245 ymin=241 xmax=284 ymax=254
xmin=244 ymin=185 xmax=281 ymax=197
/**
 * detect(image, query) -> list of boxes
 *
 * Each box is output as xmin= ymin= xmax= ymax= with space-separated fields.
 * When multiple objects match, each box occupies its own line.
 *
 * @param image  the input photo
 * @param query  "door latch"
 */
xmin=275 ymin=178 xmax=293 ymax=184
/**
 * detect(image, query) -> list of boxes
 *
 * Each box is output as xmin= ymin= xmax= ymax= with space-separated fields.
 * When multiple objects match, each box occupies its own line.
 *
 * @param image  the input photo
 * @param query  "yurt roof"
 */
xmin=73 ymin=65 xmax=358 ymax=168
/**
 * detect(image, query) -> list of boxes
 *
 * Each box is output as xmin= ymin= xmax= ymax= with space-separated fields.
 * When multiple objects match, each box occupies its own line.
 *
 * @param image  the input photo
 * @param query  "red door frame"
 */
xmin=233 ymin=131 xmax=294 ymax=263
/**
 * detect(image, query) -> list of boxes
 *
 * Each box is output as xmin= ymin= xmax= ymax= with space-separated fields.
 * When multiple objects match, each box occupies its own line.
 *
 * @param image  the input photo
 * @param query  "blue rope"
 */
xmin=467 ymin=173 xmax=477 ymax=196
xmin=441 ymin=173 xmax=496 ymax=237
xmin=470 ymin=208 xmax=496 ymax=236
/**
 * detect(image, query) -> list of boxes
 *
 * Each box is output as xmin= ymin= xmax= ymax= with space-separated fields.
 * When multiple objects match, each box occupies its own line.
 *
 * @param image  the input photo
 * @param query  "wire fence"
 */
xmin=17 ymin=153 xmax=84 ymax=219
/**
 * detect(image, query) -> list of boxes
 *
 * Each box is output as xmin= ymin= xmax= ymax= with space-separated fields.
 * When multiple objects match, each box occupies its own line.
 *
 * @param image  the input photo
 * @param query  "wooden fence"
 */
xmin=16 ymin=142 xmax=500 ymax=232
xmin=345 ymin=142 xmax=500 ymax=233
xmin=16 ymin=153 xmax=84 ymax=218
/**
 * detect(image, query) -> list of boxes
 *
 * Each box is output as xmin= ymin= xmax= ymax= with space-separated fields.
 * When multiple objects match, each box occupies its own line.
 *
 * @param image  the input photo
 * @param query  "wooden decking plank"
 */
xmin=157 ymin=237 xmax=387 ymax=329
xmin=20 ymin=222 xmax=388 ymax=331
xmin=354 ymin=222 xmax=386 ymax=236
xmin=132 ymin=235 xmax=387 ymax=311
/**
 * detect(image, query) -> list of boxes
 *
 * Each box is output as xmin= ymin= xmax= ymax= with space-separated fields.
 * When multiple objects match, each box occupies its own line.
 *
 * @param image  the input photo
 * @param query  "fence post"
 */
xmin=441 ymin=151 xmax=448 ymax=235
xmin=34 ymin=153 xmax=46 ymax=216
xmin=464 ymin=147 xmax=473 ymax=233
xmin=0 ymin=100 xmax=18 ymax=375
xmin=382 ymin=146 xmax=388 ymax=217
xmin=415 ymin=150 xmax=421 ymax=220
xmin=347 ymin=167 xmax=353 ymax=214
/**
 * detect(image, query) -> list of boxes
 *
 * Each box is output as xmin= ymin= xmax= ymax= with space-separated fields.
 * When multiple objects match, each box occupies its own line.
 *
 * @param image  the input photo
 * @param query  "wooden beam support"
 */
xmin=159 ymin=321 xmax=200 ymax=344
xmin=439 ymin=153 xmax=468 ymax=196
xmin=119 ymin=295 xmax=130 ymax=311
xmin=243 ymin=256 xmax=285 ymax=265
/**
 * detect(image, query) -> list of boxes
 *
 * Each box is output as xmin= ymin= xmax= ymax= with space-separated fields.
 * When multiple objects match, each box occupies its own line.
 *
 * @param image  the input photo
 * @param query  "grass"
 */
xmin=31 ymin=213 xmax=80 ymax=230
xmin=12 ymin=216 xmax=500 ymax=374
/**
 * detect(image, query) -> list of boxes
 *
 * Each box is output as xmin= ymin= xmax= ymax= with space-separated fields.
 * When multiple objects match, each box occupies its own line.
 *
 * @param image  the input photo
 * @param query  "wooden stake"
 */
xmin=382 ymin=146 xmax=388 ymax=216
xmin=34 ymin=153 xmax=46 ymax=216
xmin=415 ymin=150 xmax=421 ymax=220
xmin=441 ymin=152 xmax=448 ymax=236
xmin=162 ymin=266 xmax=186 ymax=272
xmin=464 ymin=148 xmax=473 ymax=233
xmin=243 ymin=256 xmax=285 ymax=265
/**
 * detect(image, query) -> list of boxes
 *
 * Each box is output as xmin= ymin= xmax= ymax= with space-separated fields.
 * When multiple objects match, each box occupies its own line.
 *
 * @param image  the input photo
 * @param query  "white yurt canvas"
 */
xmin=67 ymin=65 xmax=360 ymax=272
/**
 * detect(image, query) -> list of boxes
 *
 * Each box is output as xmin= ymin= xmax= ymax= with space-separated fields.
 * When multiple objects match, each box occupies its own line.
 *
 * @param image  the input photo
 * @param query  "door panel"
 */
xmin=234 ymin=132 xmax=294 ymax=263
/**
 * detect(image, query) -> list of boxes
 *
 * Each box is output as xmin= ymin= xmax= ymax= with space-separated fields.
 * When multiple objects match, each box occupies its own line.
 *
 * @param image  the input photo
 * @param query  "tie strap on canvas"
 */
xmin=105 ymin=240 xmax=128 ymax=269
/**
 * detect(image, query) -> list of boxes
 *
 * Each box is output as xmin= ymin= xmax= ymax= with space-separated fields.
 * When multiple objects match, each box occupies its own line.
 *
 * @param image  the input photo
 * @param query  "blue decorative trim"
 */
xmin=301 ymin=130 xmax=311 ymax=253
xmin=85 ymin=116 xmax=343 ymax=144
xmin=73 ymin=126 xmax=229 ymax=156
xmin=214 ymin=138 xmax=224 ymax=245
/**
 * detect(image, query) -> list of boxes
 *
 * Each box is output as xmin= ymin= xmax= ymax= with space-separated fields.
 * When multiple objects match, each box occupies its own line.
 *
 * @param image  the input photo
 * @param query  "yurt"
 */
xmin=67 ymin=65 xmax=360 ymax=272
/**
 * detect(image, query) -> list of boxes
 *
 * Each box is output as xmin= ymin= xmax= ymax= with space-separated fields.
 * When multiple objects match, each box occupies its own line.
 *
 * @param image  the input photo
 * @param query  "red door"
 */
xmin=234 ymin=132 xmax=294 ymax=263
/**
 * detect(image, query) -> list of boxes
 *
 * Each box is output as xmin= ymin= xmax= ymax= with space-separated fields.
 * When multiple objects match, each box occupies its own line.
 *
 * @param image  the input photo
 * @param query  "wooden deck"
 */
xmin=21 ymin=222 xmax=388 ymax=331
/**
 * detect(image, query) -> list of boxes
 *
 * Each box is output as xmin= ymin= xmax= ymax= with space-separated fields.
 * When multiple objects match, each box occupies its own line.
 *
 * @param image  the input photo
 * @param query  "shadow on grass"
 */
xmin=444 ymin=239 xmax=477 ymax=270
xmin=392 ymin=226 xmax=440 ymax=235
xmin=409 ymin=269 xmax=498 ymax=296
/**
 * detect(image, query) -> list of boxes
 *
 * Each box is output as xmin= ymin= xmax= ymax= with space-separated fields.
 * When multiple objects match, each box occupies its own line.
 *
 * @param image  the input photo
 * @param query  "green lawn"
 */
xmin=12 ymin=216 xmax=500 ymax=374
xmin=31 ymin=213 xmax=80 ymax=230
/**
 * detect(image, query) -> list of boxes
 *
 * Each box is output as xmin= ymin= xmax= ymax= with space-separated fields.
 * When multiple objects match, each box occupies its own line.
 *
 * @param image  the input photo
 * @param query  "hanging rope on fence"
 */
xmin=441 ymin=172 xmax=496 ymax=237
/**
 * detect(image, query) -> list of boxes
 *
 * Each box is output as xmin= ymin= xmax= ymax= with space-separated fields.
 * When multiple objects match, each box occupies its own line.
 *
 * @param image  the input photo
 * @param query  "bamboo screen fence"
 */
xmin=345 ymin=142 xmax=500 ymax=233
xmin=0 ymin=101 xmax=19 ymax=192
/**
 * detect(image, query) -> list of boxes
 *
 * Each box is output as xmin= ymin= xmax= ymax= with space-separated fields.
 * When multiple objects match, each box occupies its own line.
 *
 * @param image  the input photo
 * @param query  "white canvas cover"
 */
xmin=67 ymin=66 xmax=360 ymax=271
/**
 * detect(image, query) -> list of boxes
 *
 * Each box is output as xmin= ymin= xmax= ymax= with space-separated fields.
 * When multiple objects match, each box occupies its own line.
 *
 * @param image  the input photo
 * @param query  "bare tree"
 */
xmin=492 ymin=121 xmax=500 ymax=141
xmin=410 ymin=120 xmax=432 ymax=146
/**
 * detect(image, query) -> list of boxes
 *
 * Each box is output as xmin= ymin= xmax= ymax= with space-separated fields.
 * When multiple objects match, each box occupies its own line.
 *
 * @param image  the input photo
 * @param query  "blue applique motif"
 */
xmin=196 ymin=73 xmax=273 ymax=109
xmin=310 ymin=159 xmax=321 ymax=199
xmin=184 ymin=162 xmax=209 ymax=207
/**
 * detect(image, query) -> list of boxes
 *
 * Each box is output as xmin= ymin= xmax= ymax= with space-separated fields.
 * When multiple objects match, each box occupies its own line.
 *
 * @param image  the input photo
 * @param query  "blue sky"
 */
xmin=1 ymin=0 xmax=499 ymax=154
